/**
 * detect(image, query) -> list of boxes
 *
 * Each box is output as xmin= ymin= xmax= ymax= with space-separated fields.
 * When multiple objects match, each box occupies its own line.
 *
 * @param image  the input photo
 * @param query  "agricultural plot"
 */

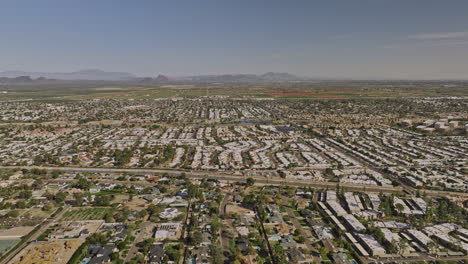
xmin=60 ymin=208 xmax=111 ymax=221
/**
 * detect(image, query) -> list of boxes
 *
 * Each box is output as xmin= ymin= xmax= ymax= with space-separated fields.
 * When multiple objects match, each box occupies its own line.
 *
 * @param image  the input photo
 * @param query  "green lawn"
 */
xmin=61 ymin=207 xmax=112 ymax=221
xmin=0 ymin=240 xmax=19 ymax=254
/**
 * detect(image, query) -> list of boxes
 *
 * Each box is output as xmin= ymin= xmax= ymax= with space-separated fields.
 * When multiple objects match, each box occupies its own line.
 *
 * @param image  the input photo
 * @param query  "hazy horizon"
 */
xmin=1 ymin=0 xmax=468 ymax=80
xmin=3 ymin=69 xmax=468 ymax=81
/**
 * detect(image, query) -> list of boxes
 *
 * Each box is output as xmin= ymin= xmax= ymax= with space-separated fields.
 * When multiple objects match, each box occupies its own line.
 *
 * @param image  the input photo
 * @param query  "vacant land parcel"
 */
xmin=10 ymin=239 xmax=83 ymax=264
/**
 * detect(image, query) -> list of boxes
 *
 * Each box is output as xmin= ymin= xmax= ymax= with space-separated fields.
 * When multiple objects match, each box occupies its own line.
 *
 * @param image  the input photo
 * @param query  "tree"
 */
xmin=110 ymin=252 xmax=120 ymax=262
xmin=187 ymin=184 xmax=199 ymax=199
xmin=17 ymin=190 xmax=32 ymax=199
xmin=211 ymin=217 xmax=221 ymax=238
xmin=105 ymin=212 xmax=115 ymax=223
xmin=192 ymin=231 xmax=203 ymax=245
xmin=138 ymin=209 xmax=148 ymax=219
xmin=294 ymin=229 xmax=301 ymax=236
xmin=74 ymin=176 xmax=92 ymax=190
xmin=139 ymin=238 xmax=155 ymax=254
xmin=147 ymin=204 xmax=161 ymax=217
xmin=42 ymin=203 xmax=53 ymax=211
xmin=55 ymin=192 xmax=68 ymax=203
xmin=319 ymin=247 xmax=329 ymax=258
xmin=114 ymin=148 xmax=133 ymax=166
xmin=51 ymin=170 xmax=60 ymax=179
xmin=72 ymin=155 xmax=80 ymax=165
xmin=87 ymin=232 xmax=108 ymax=244
xmin=94 ymin=195 xmax=112 ymax=206
xmin=395 ymin=203 xmax=404 ymax=215
xmin=209 ymin=201 xmax=219 ymax=215
xmin=272 ymin=244 xmax=288 ymax=264
xmin=73 ymin=193 xmax=84 ymax=206
xmin=211 ymin=245 xmax=223 ymax=264
xmin=165 ymin=244 xmax=181 ymax=263
xmin=296 ymin=236 xmax=305 ymax=243
xmin=246 ymin=177 xmax=255 ymax=187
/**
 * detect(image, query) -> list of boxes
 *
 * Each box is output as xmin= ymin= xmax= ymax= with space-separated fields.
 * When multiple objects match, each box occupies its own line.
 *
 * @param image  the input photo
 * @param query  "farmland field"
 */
xmin=3 ymin=81 xmax=468 ymax=102
xmin=60 ymin=208 xmax=111 ymax=221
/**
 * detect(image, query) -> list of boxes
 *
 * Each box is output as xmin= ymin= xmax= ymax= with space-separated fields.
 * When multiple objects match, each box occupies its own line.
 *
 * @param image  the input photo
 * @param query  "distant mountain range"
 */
xmin=138 ymin=72 xmax=304 ymax=83
xmin=0 ymin=69 xmax=136 ymax=81
xmin=0 ymin=69 xmax=305 ymax=83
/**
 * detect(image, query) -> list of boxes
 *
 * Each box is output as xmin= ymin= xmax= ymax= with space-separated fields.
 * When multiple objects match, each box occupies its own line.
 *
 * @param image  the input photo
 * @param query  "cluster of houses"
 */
xmin=2 ymin=118 xmax=466 ymax=197
xmin=389 ymin=166 xmax=467 ymax=192
xmin=0 ymin=99 xmax=276 ymax=123
xmin=413 ymin=117 xmax=464 ymax=133
xmin=314 ymin=189 xmax=468 ymax=260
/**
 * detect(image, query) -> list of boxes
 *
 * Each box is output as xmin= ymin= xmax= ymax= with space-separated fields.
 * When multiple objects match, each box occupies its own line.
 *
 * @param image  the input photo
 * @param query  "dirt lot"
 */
xmin=225 ymin=204 xmax=254 ymax=216
xmin=11 ymin=239 xmax=84 ymax=264
xmin=124 ymin=197 xmax=148 ymax=209
xmin=112 ymin=194 xmax=129 ymax=203
xmin=20 ymin=208 xmax=51 ymax=218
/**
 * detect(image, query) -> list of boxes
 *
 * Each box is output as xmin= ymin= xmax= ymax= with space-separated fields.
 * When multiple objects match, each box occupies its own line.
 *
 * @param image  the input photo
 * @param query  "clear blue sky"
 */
xmin=1 ymin=0 xmax=468 ymax=79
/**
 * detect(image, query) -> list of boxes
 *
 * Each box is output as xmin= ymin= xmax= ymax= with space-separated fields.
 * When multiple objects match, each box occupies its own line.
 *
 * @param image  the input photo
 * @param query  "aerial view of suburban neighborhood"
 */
xmin=0 ymin=78 xmax=466 ymax=264
xmin=0 ymin=1 xmax=467 ymax=264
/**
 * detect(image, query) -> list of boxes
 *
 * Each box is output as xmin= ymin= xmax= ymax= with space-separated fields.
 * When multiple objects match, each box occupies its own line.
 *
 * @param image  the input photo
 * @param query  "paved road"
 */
xmin=368 ymin=254 xmax=468 ymax=263
xmin=254 ymin=206 xmax=275 ymax=264
xmin=0 ymin=166 xmax=411 ymax=195
xmin=1 ymin=206 xmax=69 ymax=264
xmin=180 ymin=199 xmax=192 ymax=264
xmin=124 ymin=220 xmax=153 ymax=263
xmin=3 ymin=165 xmax=466 ymax=199
xmin=283 ymin=205 xmax=320 ymax=262
xmin=219 ymin=192 xmax=233 ymax=263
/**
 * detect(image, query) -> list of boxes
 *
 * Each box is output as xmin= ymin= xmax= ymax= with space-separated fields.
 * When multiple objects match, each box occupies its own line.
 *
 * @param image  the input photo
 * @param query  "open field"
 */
xmin=60 ymin=208 xmax=111 ymax=221
xmin=10 ymin=239 xmax=83 ymax=264
xmin=111 ymin=194 xmax=129 ymax=204
xmin=1 ymin=81 xmax=467 ymax=101
xmin=16 ymin=209 xmax=51 ymax=219
xmin=0 ymin=226 xmax=36 ymax=240
xmin=225 ymin=204 xmax=254 ymax=215
xmin=123 ymin=198 xmax=148 ymax=210
xmin=54 ymin=83 xmax=468 ymax=100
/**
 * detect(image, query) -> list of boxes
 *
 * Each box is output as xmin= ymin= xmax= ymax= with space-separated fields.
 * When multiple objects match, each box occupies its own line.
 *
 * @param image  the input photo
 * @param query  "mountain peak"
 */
xmin=154 ymin=74 xmax=170 ymax=82
xmin=260 ymin=72 xmax=298 ymax=81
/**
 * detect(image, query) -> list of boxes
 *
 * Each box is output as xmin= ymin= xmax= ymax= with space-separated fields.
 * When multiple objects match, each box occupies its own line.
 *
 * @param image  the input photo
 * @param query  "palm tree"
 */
xmin=395 ymin=203 xmax=404 ymax=215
